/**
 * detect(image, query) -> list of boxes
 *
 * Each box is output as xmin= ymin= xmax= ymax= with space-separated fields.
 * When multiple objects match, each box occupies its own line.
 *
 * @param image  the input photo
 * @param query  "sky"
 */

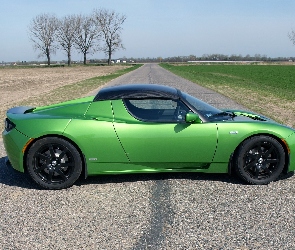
xmin=1 ymin=0 xmax=295 ymax=62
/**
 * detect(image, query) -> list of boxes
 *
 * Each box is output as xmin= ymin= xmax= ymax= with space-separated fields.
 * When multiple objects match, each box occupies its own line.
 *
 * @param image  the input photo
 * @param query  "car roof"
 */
xmin=94 ymin=84 xmax=180 ymax=101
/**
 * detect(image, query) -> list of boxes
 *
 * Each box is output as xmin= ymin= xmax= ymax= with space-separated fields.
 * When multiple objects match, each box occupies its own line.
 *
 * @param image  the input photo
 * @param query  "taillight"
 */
xmin=4 ymin=118 xmax=15 ymax=132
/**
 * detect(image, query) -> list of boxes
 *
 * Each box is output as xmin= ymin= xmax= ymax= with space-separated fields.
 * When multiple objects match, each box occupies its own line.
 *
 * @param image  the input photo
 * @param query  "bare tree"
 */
xmin=94 ymin=9 xmax=126 ymax=65
xmin=28 ymin=14 xmax=58 ymax=65
xmin=56 ymin=15 xmax=78 ymax=66
xmin=74 ymin=15 xmax=99 ymax=65
xmin=288 ymin=30 xmax=295 ymax=47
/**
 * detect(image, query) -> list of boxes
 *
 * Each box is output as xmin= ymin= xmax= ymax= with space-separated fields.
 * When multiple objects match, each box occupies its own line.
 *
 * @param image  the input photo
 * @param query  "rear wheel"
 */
xmin=235 ymin=136 xmax=285 ymax=185
xmin=26 ymin=137 xmax=82 ymax=189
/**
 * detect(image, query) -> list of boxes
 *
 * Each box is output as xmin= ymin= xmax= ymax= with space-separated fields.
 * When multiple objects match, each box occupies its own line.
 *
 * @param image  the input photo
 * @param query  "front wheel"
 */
xmin=235 ymin=136 xmax=285 ymax=185
xmin=26 ymin=137 xmax=82 ymax=189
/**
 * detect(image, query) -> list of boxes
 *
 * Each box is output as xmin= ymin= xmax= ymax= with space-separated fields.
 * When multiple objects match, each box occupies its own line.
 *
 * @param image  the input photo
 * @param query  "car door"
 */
xmin=64 ymin=100 xmax=129 ymax=166
xmin=111 ymin=98 xmax=218 ymax=169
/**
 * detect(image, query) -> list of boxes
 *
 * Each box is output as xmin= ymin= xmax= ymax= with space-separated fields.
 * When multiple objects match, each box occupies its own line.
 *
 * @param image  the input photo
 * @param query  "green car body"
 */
xmin=3 ymin=84 xmax=295 ymax=189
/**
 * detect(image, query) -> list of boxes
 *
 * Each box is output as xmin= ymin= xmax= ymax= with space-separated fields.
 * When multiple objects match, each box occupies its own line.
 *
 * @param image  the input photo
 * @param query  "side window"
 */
xmin=124 ymin=99 xmax=190 ymax=122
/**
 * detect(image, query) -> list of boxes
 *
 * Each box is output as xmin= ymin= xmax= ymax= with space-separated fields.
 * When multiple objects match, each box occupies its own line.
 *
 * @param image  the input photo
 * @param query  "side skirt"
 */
xmin=86 ymin=162 xmax=229 ymax=175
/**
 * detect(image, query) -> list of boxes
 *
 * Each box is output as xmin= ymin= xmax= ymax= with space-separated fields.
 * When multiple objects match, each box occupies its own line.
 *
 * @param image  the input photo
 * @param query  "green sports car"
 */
xmin=3 ymin=84 xmax=295 ymax=189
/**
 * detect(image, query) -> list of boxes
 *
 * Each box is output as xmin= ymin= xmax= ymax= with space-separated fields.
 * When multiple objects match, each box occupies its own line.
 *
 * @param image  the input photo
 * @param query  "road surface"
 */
xmin=1 ymin=64 xmax=295 ymax=249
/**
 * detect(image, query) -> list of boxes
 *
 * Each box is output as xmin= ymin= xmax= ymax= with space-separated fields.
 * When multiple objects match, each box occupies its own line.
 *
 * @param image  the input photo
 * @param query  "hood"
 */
xmin=225 ymin=109 xmax=275 ymax=122
xmin=224 ymin=109 xmax=295 ymax=130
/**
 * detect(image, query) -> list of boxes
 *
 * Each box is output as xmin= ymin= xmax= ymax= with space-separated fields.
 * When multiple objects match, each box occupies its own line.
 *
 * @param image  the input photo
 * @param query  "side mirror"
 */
xmin=185 ymin=112 xmax=202 ymax=123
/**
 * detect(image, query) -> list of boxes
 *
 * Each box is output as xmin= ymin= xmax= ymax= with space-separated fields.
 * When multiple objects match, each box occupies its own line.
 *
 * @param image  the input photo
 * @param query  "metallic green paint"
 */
xmin=3 ymin=87 xmax=295 ymax=183
xmin=33 ymin=96 xmax=94 ymax=113
xmin=213 ymin=122 xmax=295 ymax=163
xmin=112 ymin=99 xmax=218 ymax=164
xmin=185 ymin=112 xmax=202 ymax=123
xmin=284 ymin=133 xmax=295 ymax=171
xmin=3 ymin=129 xmax=30 ymax=172
xmin=86 ymin=162 xmax=228 ymax=175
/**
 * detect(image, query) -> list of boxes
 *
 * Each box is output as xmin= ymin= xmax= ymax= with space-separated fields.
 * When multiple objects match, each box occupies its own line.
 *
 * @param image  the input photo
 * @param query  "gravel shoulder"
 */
xmin=1 ymin=64 xmax=295 ymax=249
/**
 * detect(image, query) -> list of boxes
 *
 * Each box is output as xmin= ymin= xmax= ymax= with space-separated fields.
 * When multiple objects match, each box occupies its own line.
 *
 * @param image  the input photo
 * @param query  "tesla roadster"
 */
xmin=3 ymin=84 xmax=295 ymax=189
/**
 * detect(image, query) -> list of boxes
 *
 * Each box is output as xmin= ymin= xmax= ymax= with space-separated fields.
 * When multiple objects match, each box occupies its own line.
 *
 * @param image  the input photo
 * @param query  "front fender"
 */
xmin=213 ymin=122 xmax=295 ymax=163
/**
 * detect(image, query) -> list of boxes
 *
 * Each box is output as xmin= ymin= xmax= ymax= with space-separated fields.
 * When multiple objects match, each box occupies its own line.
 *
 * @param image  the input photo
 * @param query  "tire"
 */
xmin=26 ymin=137 xmax=82 ymax=189
xmin=235 ymin=136 xmax=285 ymax=185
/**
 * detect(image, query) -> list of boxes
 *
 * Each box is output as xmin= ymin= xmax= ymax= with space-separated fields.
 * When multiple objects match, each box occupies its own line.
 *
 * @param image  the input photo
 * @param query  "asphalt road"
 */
xmin=1 ymin=64 xmax=295 ymax=249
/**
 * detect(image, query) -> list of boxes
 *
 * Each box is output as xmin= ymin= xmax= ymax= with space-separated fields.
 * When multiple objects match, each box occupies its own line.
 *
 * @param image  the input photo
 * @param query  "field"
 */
xmin=0 ymin=65 xmax=140 ymax=133
xmin=161 ymin=63 xmax=295 ymax=127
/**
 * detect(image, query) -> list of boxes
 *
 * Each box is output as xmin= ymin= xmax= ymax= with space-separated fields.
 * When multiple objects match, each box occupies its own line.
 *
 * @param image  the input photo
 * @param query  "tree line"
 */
xmin=123 ymin=54 xmax=294 ymax=63
xmin=28 ymin=9 xmax=126 ymax=66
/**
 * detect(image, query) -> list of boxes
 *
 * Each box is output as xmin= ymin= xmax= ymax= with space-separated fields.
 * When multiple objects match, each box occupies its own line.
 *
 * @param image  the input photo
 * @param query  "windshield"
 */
xmin=181 ymin=92 xmax=227 ymax=121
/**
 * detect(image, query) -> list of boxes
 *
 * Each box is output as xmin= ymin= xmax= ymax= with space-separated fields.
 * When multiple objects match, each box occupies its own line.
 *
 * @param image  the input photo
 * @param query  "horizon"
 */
xmin=1 ymin=54 xmax=294 ymax=65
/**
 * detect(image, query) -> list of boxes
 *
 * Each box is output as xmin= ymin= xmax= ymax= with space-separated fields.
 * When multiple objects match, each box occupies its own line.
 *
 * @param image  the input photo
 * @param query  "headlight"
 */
xmin=4 ymin=118 xmax=15 ymax=132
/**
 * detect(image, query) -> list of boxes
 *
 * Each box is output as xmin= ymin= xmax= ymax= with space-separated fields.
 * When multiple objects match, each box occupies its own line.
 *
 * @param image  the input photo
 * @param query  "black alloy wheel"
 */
xmin=27 ymin=137 xmax=82 ymax=189
xmin=235 ymin=136 xmax=285 ymax=185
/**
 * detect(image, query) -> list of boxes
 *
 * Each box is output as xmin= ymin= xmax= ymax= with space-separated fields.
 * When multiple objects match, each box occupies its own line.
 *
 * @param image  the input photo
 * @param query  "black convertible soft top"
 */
xmin=94 ymin=84 xmax=180 ymax=101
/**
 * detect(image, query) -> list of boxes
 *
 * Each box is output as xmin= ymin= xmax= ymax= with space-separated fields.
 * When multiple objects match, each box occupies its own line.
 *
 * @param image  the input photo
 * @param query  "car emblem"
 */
xmin=229 ymin=131 xmax=238 ymax=134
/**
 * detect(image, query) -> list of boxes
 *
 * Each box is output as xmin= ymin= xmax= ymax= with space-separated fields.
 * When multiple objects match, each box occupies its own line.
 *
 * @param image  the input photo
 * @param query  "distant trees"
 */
xmin=56 ymin=15 xmax=77 ymax=66
xmin=165 ymin=54 xmax=269 ymax=62
xmin=126 ymin=54 xmax=274 ymax=63
xmin=74 ymin=14 xmax=100 ymax=65
xmin=288 ymin=30 xmax=295 ymax=48
xmin=28 ymin=14 xmax=59 ymax=65
xmin=94 ymin=9 xmax=126 ymax=65
xmin=28 ymin=9 xmax=126 ymax=65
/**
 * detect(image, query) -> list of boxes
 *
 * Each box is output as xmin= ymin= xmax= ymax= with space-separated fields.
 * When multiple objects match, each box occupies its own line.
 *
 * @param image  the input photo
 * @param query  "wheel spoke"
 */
xmin=57 ymin=150 xmax=67 ymax=161
xmin=47 ymin=170 xmax=54 ymax=183
xmin=254 ymin=167 xmax=260 ymax=178
xmin=37 ymin=152 xmax=49 ymax=162
xmin=262 ymin=145 xmax=274 ymax=158
xmin=60 ymin=162 xmax=74 ymax=168
xmin=265 ymin=158 xmax=279 ymax=164
xmin=48 ymin=144 xmax=56 ymax=159
xmin=263 ymin=167 xmax=271 ymax=175
xmin=35 ymin=163 xmax=47 ymax=173
xmin=246 ymin=153 xmax=259 ymax=161
xmin=55 ymin=169 xmax=68 ymax=181
xmin=244 ymin=161 xmax=256 ymax=171
xmin=255 ymin=142 xmax=263 ymax=154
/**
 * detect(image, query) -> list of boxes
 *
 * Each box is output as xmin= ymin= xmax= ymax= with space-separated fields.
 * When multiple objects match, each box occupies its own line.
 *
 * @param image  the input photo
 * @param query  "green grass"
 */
xmin=160 ymin=63 xmax=295 ymax=127
xmin=160 ymin=63 xmax=295 ymax=100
